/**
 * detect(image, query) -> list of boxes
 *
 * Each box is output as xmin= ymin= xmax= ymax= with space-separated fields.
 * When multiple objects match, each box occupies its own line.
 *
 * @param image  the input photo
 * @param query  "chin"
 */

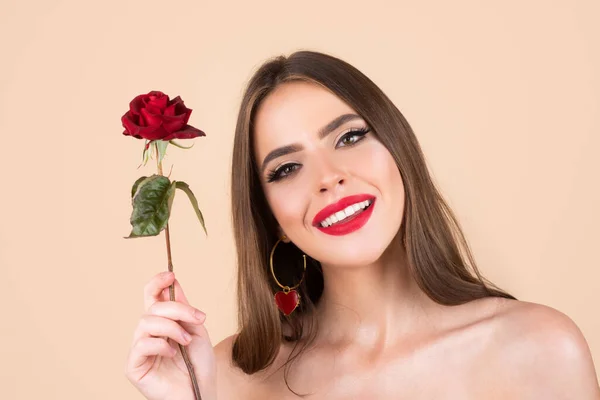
xmin=316 ymin=236 xmax=394 ymax=269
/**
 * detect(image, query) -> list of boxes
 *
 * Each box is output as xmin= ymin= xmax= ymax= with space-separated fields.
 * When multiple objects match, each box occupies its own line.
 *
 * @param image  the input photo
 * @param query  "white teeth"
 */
xmin=344 ymin=205 xmax=356 ymax=216
xmin=319 ymin=199 xmax=373 ymax=227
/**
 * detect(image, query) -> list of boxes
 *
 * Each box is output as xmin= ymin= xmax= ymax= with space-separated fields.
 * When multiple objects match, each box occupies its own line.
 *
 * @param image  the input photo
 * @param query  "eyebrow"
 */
xmin=260 ymin=113 xmax=362 ymax=175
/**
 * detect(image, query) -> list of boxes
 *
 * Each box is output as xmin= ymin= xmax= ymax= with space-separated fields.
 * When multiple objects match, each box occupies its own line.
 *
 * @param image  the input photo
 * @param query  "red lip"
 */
xmin=312 ymin=194 xmax=376 ymax=236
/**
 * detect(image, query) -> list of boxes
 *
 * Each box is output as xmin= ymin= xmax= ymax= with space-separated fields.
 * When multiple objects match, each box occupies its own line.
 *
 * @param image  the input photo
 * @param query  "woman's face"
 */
xmin=253 ymin=81 xmax=405 ymax=267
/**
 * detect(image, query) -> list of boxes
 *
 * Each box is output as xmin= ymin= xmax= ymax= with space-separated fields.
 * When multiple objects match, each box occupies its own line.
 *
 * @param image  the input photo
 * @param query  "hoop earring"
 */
xmin=270 ymin=235 xmax=306 ymax=316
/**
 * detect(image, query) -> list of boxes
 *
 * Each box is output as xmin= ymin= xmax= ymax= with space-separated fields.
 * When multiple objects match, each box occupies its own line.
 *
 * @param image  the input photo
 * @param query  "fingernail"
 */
xmin=193 ymin=310 xmax=205 ymax=320
xmin=183 ymin=332 xmax=192 ymax=342
xmin=162 ymin=271 xmax=173 ymax=278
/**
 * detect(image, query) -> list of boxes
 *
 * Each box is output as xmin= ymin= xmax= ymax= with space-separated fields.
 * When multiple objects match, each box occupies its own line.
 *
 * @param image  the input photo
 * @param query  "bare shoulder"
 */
xmin=213 ymin=334 xmax=289 ymax=399
xmin=492 ymin=299 xmax=592 ymax=355
xmin=213 ymin=334 xmax=254 ymax=399
xmin=489 ymin=299 xmax=600 ymax=397
xmin=213 ymin=333 xmax=237 ymax=363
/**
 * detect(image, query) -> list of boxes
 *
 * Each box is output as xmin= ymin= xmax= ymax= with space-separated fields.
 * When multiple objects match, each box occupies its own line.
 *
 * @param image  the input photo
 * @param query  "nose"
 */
xmin=319 ymin=176 xmax=345 ymax=193
xmin=314 ymin=156 xmax=346 ymax=193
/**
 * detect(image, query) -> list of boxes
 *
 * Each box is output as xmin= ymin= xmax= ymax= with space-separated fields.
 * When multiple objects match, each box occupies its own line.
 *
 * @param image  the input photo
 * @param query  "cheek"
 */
xmin=369 ymin=143 xmax=405 ymax=201
xmin=385 ymin=152 xmax=403 ymax=188
xmin=362 ymin=142 xmax=400 ymax=180
xmin=264 ymin=184 xmax=307 ymax=229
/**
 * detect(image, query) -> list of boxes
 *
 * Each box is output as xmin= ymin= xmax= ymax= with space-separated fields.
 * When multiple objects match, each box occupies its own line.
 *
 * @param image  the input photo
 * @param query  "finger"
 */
xmin=127 ymin=337 xmax=177 ymax=371
xmin=160 ymin=278 xmax=190 ymax=305
xmin=147 ymin=301 xmax=206 ymax=326
xmin=133 ymin=315 xmax=194 ymax=346
xmin=143 ymin=271 xmax=175 ymax=311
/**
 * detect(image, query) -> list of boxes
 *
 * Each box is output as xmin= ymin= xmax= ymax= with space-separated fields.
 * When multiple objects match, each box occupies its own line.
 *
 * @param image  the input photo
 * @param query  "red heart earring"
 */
xmin=269 ymin=235 xmax=306 ymax=316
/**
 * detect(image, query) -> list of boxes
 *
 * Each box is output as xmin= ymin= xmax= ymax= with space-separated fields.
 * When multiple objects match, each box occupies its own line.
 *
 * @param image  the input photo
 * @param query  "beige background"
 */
xmin=0 ymin=0 xmax=598 ymax=398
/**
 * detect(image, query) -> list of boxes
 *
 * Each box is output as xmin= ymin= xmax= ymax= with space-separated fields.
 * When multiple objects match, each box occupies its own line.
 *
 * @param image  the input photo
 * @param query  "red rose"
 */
xmin=121 ymin=91 xmax=205 ymax=141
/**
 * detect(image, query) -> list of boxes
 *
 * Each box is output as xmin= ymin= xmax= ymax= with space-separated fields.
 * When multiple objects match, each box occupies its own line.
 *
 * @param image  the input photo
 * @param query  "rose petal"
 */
xmin=123 ymin=130 xmax=141 ymax=139
xmin=147 ymin=91 xmax=168 ymax=110
xmin=162 ymin=125 xmax=206 ymax=140
xmin=137 ymin=125 xmax=170 ymax=141
xmin=169 ymin=96 xmax=183 ymax=106
xmin=122 ymin=112 xmax=142 ymax=136
xmin=182 ymin=107 xmax=192 ymax=124
xmin=128 ymin=94 xmax=147 ymax=116
xmin=140 ymin=107 xmax=163 ymax=128
xmin=169 ymin=97 xmax=192 ymax=121
xmin=146 ymin=103 xmax=164 ymax=116
xmin=162 ymin=114 xmax=186 ymax=133
xmin=164 ymin=103 xmax=176 ymax=117
xmin=147 ymin=90 xmax=167 ymax=99
xmin=174 ymin=103 xmax=193 ymax=124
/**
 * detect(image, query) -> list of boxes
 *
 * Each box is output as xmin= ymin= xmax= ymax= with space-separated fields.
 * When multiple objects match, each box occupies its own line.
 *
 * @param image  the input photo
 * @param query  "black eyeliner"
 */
xmin=266 ymin=126 xmax=370 ymax=183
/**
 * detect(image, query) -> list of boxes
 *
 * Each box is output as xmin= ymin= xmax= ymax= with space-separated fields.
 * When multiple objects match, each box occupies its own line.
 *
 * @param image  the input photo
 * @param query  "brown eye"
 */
xmin=280 ymin=164 xmax=298 ymax=176
xmin=335 ymin=127 xmax=370 ymax=149
xmin=342 ymin=135 xmax=358 ymax=145
xmin=267 ymin=163 xmax=301 ymax=183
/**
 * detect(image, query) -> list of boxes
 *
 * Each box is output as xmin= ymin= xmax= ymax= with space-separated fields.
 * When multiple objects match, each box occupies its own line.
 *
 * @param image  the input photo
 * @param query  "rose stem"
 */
xmin=155 ymin=142 xmax=202 ymax=400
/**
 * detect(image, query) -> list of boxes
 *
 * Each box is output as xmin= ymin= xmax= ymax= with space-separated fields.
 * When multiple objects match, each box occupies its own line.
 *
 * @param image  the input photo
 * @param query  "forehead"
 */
xmin=253 ymin=81 xmax=355 ymax=152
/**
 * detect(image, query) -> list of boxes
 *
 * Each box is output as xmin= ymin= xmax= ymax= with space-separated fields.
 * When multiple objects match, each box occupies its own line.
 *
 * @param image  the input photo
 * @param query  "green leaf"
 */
xmin=155 ymin=140 xmax=169 ymax=166
xmin=175 ymin=181 xmax=207 ymax=236
xmin=131 ymin=176 xmax=149 ymax=198
xmin=125 ymin=175 xmax=177 ymax=238
xmin=169 ymin=139 xmax=195 ymax=149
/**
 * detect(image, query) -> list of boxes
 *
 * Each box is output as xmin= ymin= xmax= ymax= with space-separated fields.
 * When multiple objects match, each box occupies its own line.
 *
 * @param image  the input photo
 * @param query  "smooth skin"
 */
xmin=125 ymin=81 xmax=600 ymax=399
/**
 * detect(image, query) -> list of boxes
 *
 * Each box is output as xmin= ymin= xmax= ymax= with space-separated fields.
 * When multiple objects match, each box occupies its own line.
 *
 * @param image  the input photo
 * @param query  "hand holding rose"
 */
xmin=122 ymin=91 xmax=208 ymax=400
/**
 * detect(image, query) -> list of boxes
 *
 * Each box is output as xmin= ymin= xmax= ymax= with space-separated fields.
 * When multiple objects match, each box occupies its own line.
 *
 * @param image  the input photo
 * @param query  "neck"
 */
xmin=313 ymin=234 xmax=436 ymax=350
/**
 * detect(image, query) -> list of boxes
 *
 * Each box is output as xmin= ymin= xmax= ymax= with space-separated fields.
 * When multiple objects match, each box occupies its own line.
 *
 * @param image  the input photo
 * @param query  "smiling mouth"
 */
xmin=318 ymin=199 xmax=374 ymax=228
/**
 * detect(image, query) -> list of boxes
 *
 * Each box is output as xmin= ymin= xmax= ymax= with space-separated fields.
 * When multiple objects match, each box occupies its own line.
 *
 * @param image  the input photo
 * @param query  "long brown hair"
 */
xmin=230 ymin=50 xmax=515 ymax=384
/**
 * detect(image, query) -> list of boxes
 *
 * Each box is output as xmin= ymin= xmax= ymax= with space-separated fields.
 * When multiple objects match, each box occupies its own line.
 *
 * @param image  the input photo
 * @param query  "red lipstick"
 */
xmin=313 ymin=194 xmax=376 ymax=236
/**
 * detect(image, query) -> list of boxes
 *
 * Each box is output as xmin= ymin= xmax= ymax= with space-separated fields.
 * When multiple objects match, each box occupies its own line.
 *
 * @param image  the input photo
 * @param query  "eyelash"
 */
xmin=266 ymin=127 xmax=370 ymax=183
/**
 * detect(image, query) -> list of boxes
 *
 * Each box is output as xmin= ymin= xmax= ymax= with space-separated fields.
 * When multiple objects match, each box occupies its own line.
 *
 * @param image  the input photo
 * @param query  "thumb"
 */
xmin=161 ymin=278 xmax=190 ymax=305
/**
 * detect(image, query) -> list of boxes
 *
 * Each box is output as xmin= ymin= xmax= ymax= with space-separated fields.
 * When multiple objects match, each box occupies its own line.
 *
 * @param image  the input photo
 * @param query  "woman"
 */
xmin=125 ymin=51 xmax=600 ymax=399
